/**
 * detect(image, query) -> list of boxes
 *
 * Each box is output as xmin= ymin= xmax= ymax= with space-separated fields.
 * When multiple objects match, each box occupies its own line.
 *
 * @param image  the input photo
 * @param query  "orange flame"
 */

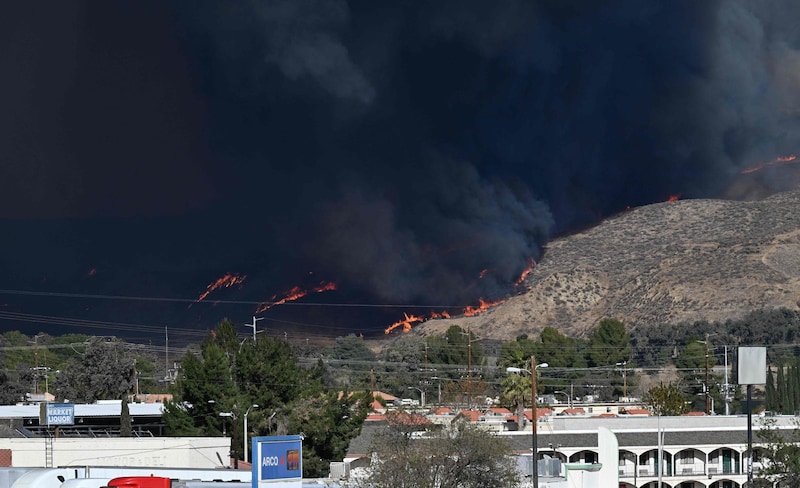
xmin=741 ymin=154 xmax=798 ymax=174
xmin=87 ymin=268 xmax=97 ymax=277
xmin=464 ymin=297 xmax=504 ymax=316
xmin=255 ymin=281 xmax=337 ymax=313
xmin=195 ymin=272 xmax=247 ymax=303
xmin=479 ymin=268 xmax=489 ymax=279
xmin=384 ymin=309 xmax=452 ymax=334
xmin=383 ymin=257 xmax=534 ymax=334
xmin=384 ymin=313 xmax=424 ymax=334
xmin=667 ymin=194 xmax=680 ymax=202
xmin=514 ymin=257 xmax=536 ymax=287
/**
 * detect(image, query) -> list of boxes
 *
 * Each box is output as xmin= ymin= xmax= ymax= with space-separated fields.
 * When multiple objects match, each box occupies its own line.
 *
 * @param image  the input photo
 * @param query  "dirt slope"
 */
xmin=405 ymin=189 xmax=800 ymax=341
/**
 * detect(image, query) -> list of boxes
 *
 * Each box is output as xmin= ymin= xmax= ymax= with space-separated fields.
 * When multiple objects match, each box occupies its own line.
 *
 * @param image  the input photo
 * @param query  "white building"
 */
xmin=348 ymin=412 xmax=789 ymax=488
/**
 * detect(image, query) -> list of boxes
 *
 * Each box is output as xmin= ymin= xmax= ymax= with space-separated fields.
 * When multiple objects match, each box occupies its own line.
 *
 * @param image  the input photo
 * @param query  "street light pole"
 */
xmin=531 ymin=354 xmax=539 ymax=488
xmin=219 ymin=412 xmax=233 ymax=437
xmin=507 ymin=356 xmax=548 ymax=488
xmin=220 ymin=411 xmax=238 ymax=468
xmin=243 ymin=404 xmax=259 ymax=464
xmin=408 ymin=387 xmax=425 ymax=408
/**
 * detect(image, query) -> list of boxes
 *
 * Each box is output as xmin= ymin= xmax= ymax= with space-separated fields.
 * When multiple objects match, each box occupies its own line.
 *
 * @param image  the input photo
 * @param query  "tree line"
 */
xmin=4 ymin=307 xmax=800 ymax=478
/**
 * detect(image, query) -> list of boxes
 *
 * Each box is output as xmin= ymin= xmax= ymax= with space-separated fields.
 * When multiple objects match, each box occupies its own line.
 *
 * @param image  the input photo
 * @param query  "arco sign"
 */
xmin=251 ymin=435 xmax=302 ymax=488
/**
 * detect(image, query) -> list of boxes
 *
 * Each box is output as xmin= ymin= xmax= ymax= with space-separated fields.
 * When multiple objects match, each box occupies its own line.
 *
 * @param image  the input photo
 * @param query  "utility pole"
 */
xmin=165 ymin=327 xmax=169 ymax=383
xmin=616 ymin=361 xmax=628 ymax=400
xmin=467 ymin=327 xmax=472 ymax=409
xmin=723 ymin=346 xmax=730 ymax=416
xmin=705 ymin=333 xmax=710 ymax=415
xmin=245 ymin=316 xmax=264 ymax=343
xmin=531 ymin=355 xmax=543 ymax=488
xmin=622 ymin=364 xmax=627 ymax=399
xmin=507 ymin=359 xmax=548 ymax=488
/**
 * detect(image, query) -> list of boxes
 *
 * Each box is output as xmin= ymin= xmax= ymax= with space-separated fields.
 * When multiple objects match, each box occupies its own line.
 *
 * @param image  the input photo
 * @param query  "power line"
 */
xmin=0 ymin=288 xmax=476 ymax=309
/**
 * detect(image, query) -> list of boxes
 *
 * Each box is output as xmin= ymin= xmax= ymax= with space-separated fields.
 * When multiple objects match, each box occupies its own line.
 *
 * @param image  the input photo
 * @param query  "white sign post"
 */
xmin=738 ymin=346 xmax=766 ymax=486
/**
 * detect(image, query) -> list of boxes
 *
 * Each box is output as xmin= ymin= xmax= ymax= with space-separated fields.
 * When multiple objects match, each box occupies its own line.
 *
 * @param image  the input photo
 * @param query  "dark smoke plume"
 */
xmin=168 ymin=0 xmax=800 ymax=303
xmin=2 ymin=0 xmax=800 ymax=333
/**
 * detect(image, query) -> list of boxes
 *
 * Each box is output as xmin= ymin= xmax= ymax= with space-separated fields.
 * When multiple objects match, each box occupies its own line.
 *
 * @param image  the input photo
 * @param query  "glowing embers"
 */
xmin=514 ymin=257 xmax=536 ymax=287
xmin=384 ymin=256 xmax=535 ymax=334
xmin=741 ymin=154 xmax=798 ymax=174
xmin=194 ymin=272 xmax=247 ymax=304
xmin=384 ymin=313 xmax=424 ymax=334
xmin=463 ymin=297 xmax=505 ymax=317
xmin=255 ymin=281 xmax=337 ymax=313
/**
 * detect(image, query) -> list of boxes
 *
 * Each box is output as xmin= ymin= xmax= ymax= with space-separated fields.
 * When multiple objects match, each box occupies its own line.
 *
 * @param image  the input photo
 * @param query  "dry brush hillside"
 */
xmin=406 ymin=189 xmax=800 ymax=342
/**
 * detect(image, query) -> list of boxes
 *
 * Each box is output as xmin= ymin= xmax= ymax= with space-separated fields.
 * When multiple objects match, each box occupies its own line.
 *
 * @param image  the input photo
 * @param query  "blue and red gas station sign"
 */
xmin=251 ymin=435 xmax=302 ymax=487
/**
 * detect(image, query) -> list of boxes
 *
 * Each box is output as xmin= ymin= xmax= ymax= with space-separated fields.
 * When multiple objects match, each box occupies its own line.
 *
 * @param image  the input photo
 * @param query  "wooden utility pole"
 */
xmin=705 ymin=333 xmax=710 ymax=415
xmin=467 ymin=327 xmax=472 ymax=409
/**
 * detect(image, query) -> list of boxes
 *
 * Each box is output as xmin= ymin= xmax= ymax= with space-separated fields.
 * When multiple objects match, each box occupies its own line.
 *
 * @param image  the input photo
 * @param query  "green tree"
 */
xmin=330 ymin=334 xmax=376 ymax=362
xmin=643 ymin=382 xmax=689 ymax=416
xmin=286 ymin=390 xmax=373 ymax=478
xmin=52 ymin=337 xmax=136 ymax=403
xmin=120 ymin=399 xmax=132 ymax=437
xmin=537 ymin=326 xmax=585 ymax=368
xmin=0 ymin=369 xmax=29 ymax=405
xmin=133 ymin=357 xmax=162 ymax=395
xmin=163 ymin=321 xmax=240 ymax=438
xmin=777 ymin=364 xmax=787 ymax=414
xmin=426 ymin=326 xmax=483 ymax=377
xmin=586 ymin=318 xmax=631 ymax=367
xmin=756 ymin=417 xmax=800 ymax=487
xmin=498 ymin=334 xmax=537 ymax=370
xmin=766 ymin=367 xmax=777 ymax=412
xmin=675 ymin=338 xmax=718 ymax=411
xmin=361 ymin=416 xmax=521 ymax=488
xmin=500 ymin=372 xmax=530 ymax=431
xmin=381 ymin=335 xmax=428 ymax=398
xmin=585 ymin=318 xmax=631 ymax=400
xmin=236 ymin=334 xmax=310 ymax=410
xmin=166 ymin=319 xmax=366 ymax=473
xmin=326 ymin=334 xmax=376 ymax=389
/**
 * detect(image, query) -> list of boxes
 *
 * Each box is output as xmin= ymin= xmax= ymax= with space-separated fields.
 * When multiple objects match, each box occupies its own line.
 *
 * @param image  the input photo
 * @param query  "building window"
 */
xmin=678 ymin=451 xmax=694 ymax=465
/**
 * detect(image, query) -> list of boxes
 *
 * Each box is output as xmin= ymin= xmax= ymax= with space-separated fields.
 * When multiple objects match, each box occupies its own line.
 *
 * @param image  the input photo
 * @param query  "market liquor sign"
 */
xmin=251 ymin=435 xmax=302 ymax=488
xmin=43 ymin=403 xmax=75 ymax=426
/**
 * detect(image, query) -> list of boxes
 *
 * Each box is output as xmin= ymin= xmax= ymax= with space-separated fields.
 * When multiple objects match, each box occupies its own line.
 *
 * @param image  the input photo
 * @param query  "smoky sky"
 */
xmin=2 ymin=0 xmax=800 ymax=336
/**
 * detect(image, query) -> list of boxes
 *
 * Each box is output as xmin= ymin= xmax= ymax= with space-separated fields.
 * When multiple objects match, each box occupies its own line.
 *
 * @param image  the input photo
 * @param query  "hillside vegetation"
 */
xmin=407 ymin=189 xmax=800 ymax=341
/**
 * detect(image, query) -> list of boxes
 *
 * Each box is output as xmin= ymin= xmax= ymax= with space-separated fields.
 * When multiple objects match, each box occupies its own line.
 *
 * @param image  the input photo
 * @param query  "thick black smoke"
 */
xmin=2 ymin=1 xmax=800 ymax=334
xmin=169 ymin=0 xmax=800 ymax=302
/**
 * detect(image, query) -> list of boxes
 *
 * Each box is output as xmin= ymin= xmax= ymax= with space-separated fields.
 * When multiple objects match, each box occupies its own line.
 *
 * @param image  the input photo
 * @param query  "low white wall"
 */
xmin=0 ymin=437 xmax=231 ymax=469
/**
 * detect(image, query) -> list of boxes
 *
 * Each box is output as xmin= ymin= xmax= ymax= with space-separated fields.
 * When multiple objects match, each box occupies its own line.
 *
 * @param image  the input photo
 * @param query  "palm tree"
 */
xmin=501 ymin=373 xmax=531 ymax=431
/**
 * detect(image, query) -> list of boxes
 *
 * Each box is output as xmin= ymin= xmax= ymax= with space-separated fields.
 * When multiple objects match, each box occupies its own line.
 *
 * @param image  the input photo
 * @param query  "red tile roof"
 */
xmin=386 ymin=410 xmax=432 ymax=426
xmin=559 ymin=408 xmax=586 ymax=415
xmin=523 ymin=407 xmax=553 ymax=421
xmin=621 ymin=408 xmax=651 ymax=416
xmin=456 ymin=410 xmax=482 ymax=422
